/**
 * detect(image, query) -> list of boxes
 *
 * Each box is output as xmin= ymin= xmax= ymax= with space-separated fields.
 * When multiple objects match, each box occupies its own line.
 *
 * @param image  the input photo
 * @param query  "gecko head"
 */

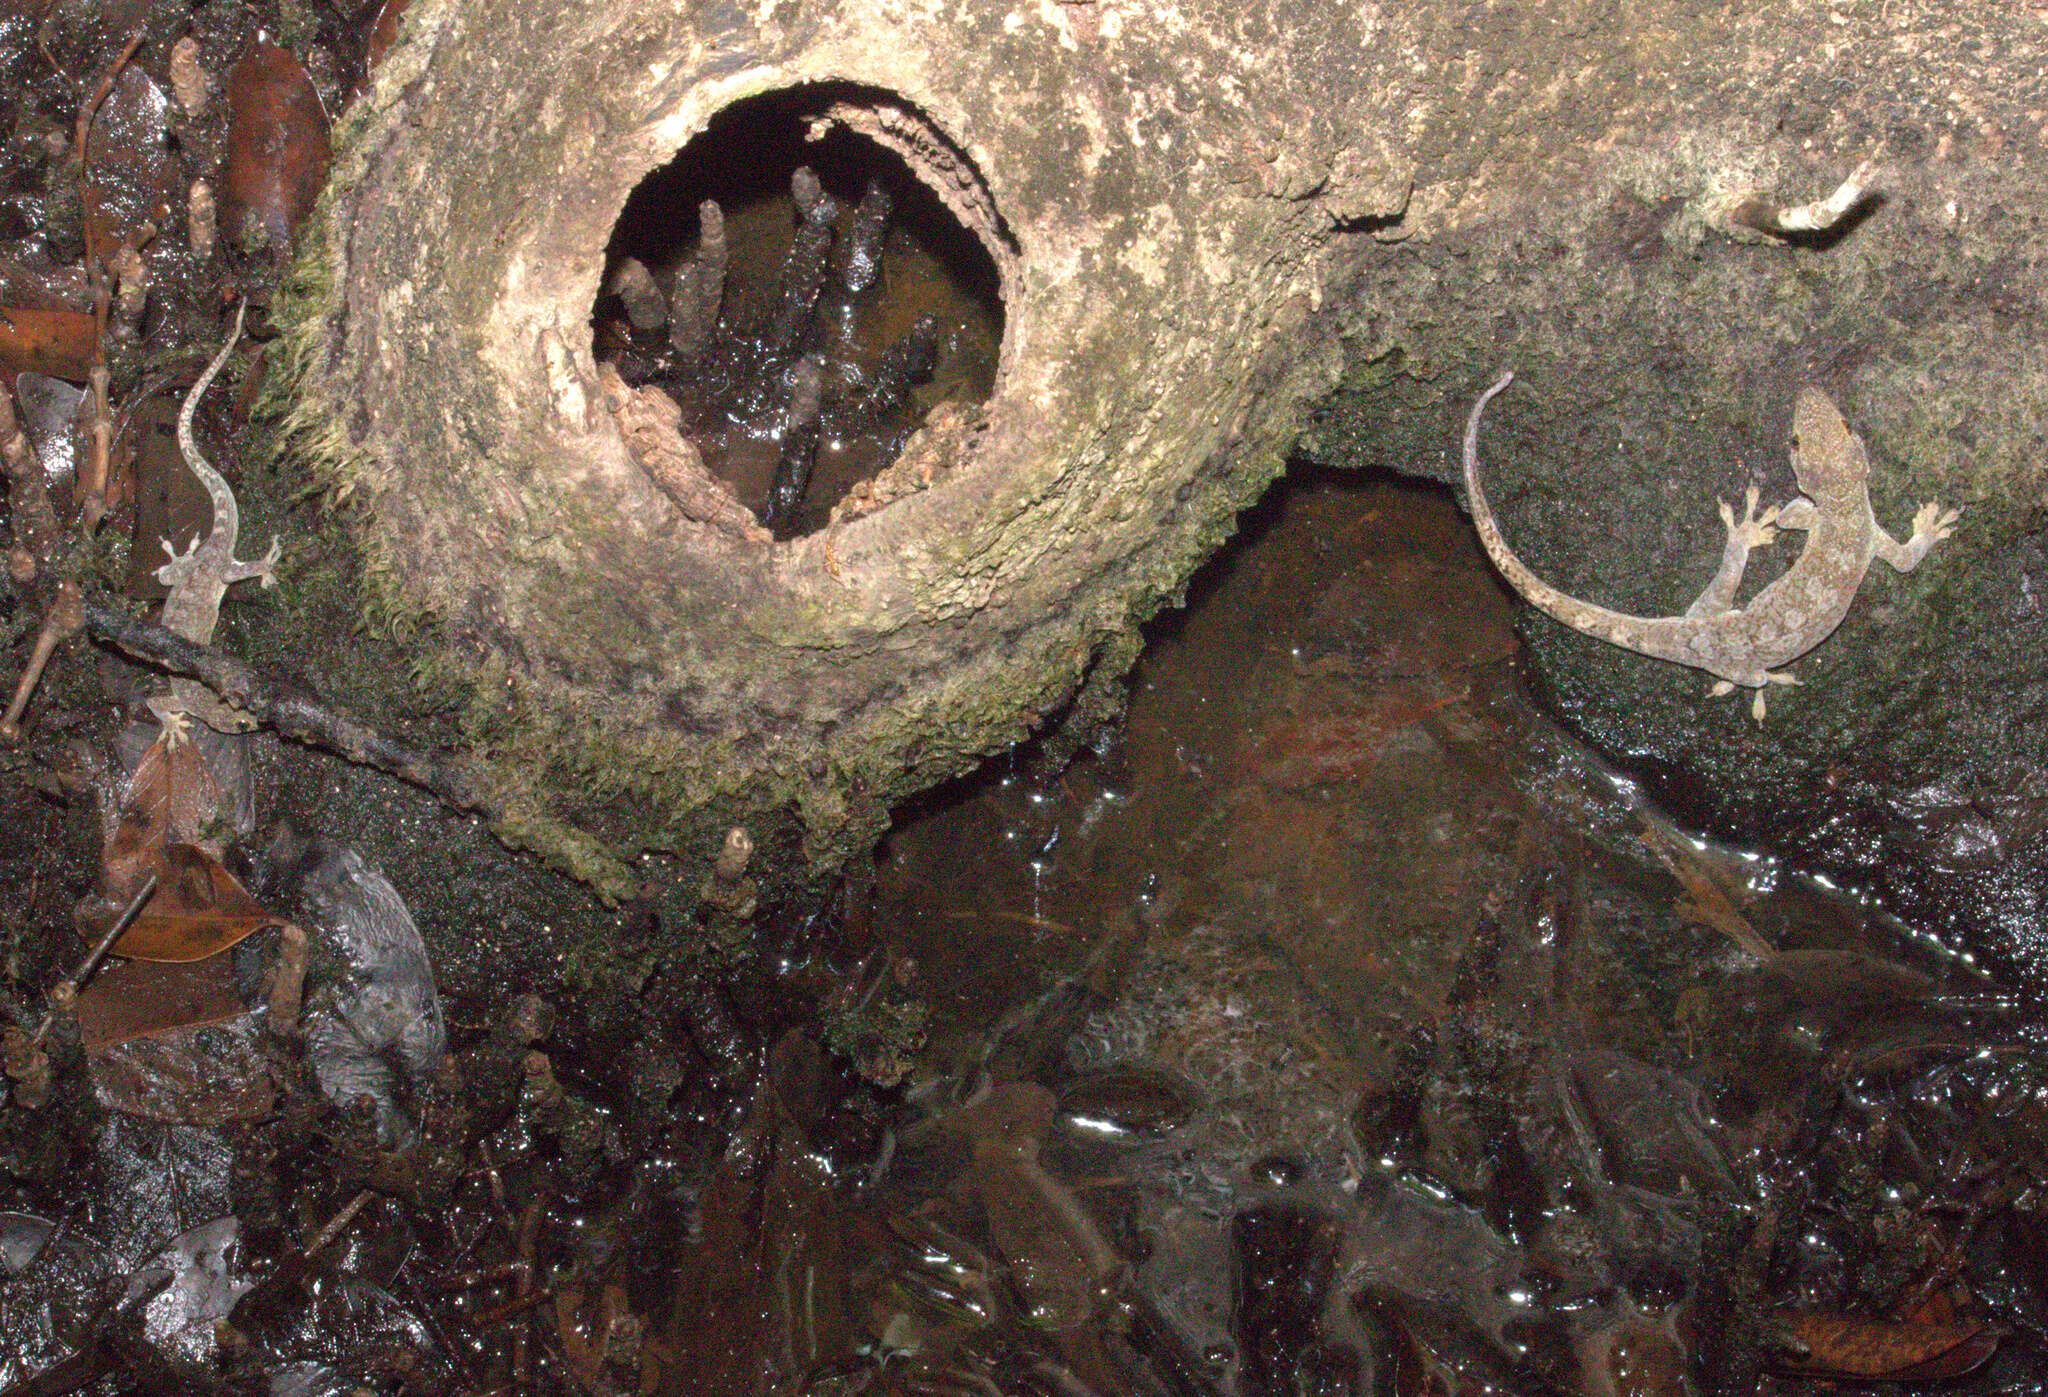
xmin=1788 ymin=388 xmax=1864 ymax=501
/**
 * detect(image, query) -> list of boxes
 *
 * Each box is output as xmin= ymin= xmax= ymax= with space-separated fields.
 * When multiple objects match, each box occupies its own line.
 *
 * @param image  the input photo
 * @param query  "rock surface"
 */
xmin=279 ymin=0 xmax=2045 ymax=965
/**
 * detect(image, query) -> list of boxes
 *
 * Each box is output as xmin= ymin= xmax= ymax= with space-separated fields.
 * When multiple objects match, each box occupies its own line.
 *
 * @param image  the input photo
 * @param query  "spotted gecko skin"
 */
xmin=146 ymin=301 xmax=280 ymax=747
xmin=1462 ymin=372 xmax=1958 ymax=720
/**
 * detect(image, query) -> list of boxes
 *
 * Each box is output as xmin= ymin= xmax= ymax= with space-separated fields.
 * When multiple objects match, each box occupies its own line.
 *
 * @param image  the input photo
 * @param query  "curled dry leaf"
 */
xmin=188 ymin=178 xmax=217 ymax=260
xmin=12 ymin=371 xmax=86 ymax=516
xmin=219 ymin=37 xmax=333 ymax=254
xmin=83 ymin=66 xmax=178 ymax=259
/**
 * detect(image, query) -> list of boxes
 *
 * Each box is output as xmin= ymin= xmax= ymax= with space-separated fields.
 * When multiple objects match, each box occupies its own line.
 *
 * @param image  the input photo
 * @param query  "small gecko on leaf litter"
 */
xmin=145 ymin=300 xmax=281 ymax=748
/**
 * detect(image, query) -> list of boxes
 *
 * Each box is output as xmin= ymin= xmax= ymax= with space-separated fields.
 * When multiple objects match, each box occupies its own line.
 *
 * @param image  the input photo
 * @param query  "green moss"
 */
xmin=253 ymin=0 xmax=1305 ymax=912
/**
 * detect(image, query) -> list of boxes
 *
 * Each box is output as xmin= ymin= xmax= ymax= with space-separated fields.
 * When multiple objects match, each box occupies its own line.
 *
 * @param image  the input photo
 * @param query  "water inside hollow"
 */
xmin=595 ymin=90 xmax=1003 ymax=536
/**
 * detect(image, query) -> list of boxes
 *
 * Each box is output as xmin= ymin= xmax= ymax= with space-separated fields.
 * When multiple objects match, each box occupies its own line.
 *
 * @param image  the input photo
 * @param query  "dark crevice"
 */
xmin=594 ymin=84 xmax=1004 ymax=539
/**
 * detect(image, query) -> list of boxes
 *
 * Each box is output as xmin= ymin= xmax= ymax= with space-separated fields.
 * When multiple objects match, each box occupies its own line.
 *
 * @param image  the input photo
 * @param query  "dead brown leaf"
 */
xmin=0 ymin=307 xmax=98 ymax=379
xmin=77 ymin=955 xmax=276 ymax=1124
xmin=123 ymin=390 xmax=207 ymax=596
xmin=83 ymin=66 xmax=178 ymax=259
xmin=102 ymin=732 xmax=229 ymax=895
xmin=1774 ymin=1292 xmax=1997 ymax=1382
xmin=75 ymin=954 xmax=248 ymax=1051
xmin=219 ymin=37 xmax=333 ymax=254
xmin=107 ymin=844 xmax=278 ymax=963
xmin=0 ymin=258 xmax=92 ymax=314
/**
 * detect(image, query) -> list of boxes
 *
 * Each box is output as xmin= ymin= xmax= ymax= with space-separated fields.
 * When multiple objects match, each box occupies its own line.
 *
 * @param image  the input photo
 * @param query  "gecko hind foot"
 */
xmin=155 ymin=534 xmax=203 ymax=588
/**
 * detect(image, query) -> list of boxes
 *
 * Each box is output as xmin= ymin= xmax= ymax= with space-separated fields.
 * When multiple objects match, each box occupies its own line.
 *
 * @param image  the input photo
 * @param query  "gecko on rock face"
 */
xmin=146 ymin=300 xmax=281 ymax=748
xmin=1462 ymin=371 xmax=1957 ymax=721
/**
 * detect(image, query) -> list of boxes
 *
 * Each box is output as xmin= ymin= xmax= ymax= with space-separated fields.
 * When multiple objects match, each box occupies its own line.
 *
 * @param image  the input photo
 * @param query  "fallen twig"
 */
xmin=5 ymin=872 xmax=158 ymax=1107
xmin=1 ymin=385 xmax=58 ymax=568
xmin=303 ymin=1188 xmax=377 ymax=1258
xmin=73 ymin=23 xmax=151 ymax=225
xmin=41 ymin=868 xmax=159 ymax=1027
xmin=265 ymin=922 xmax=308 ymax=1036
xmin=80 ymin=592 xmax=491 ymax=813
xmin=0 ymin=580 xmax=83 ymax=741
xmin=74 ymin=20 xmax=150 ymax=532
xmin=512 ymin=1194 xmax=542 ymax=1396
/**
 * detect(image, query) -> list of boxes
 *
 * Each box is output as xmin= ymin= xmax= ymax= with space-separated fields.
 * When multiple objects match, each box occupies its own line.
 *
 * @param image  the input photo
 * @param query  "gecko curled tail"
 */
xmin=1461 ymin=370 xmax=1642 ymax=633
xmin=1457 ymin=370 xmax=1959 ymax=722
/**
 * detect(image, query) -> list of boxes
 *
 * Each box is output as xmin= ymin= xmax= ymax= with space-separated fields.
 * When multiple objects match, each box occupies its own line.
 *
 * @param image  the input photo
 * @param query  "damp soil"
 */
xmin=12 ymin=466 xmax=2041 ymax=1395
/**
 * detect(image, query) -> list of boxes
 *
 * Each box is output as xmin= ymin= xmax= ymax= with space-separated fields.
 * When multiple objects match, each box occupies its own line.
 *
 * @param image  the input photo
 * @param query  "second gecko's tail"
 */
xmin=1462 ymin=371 xmax=1575 ymax=612
xmin=1460 ymin=372 xmax=1663 ymax=645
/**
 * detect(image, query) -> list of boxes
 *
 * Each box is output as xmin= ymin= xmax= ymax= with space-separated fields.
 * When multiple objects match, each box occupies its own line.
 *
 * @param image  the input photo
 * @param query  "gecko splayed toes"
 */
xmin=1462 ymin=372 xmax=1957 ymax=722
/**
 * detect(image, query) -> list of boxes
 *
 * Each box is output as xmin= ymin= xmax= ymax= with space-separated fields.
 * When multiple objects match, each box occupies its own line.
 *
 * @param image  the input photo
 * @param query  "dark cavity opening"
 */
xmin=594 ymin=85 xmax=1005 ymax=539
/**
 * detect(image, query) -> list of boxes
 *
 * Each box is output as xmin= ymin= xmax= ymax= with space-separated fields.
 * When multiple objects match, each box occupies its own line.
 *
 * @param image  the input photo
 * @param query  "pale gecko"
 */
xmin=1462 ymin=371 xmax=1958 ymax=721
xmin=146 ymin=301 xmax=281 ymax=747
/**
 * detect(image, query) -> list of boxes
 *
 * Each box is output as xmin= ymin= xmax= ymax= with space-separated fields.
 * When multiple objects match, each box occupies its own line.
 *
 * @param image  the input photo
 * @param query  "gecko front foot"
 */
xmin=1717 ymin=486 xmax=1781 ymax=551
xmin=226 ymin=535 xmax=284 ymax=588
xmin=1911 ymin=501 xmax=1961 ymax=545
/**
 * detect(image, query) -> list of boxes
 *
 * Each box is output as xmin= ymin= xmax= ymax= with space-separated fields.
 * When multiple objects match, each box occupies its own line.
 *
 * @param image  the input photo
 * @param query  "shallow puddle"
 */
xmin=4 ymin=472 xmax=2035 ymax=1396
xmin=810 ymin=470 xmax=2032 ymax=1395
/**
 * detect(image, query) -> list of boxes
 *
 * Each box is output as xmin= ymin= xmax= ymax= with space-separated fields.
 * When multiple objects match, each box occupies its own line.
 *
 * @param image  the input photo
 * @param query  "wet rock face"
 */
xmin=1310 ymin=340 xmax=2044 ymax=982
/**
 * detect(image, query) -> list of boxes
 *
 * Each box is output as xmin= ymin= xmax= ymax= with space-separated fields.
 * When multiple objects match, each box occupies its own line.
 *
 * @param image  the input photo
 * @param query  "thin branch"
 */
xmin=80 ymin=593 xmax=494 ymax=814
xmin=0 ymin=581 xmax=83 ymax=741
xmin=75 ymin=20 xmax=151 ymax=272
